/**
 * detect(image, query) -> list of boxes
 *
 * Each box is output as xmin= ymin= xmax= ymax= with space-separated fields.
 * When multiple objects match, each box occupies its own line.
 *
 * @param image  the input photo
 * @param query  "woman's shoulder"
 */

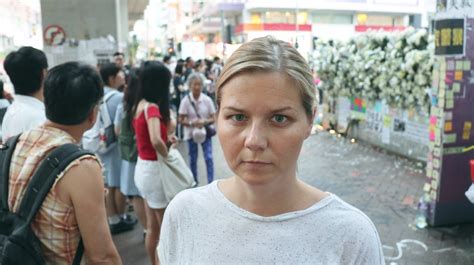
xmin=172 ymin=184 xmax=213 ymax=204
xmin=319 ymin=195 xmax=380 ymax=238
xmin=167 ymin=184 xmax=216 ymax=213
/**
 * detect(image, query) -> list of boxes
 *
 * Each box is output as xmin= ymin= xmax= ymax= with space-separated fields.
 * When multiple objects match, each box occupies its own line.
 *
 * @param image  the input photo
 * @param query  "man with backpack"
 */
xmin=0 ymin=62 xmax=122 ymax=264
xmin=83 ymin=63 xmax=136 ymax=234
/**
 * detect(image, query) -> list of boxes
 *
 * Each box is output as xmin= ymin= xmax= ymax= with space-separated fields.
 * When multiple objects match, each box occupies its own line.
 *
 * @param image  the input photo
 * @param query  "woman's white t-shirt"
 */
xmin=158 ymin=181 xmax=385 ymax=265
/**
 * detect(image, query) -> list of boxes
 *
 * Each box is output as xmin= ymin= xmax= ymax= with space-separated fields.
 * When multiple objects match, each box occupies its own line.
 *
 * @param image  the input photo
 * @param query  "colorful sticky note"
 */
xmin=439 ymin=88 xmax=446 ymax=98
xmin=456 ymin=61 xmax=464 ymax=70
xmin=383 ymin=116 xmax=392 ymax=127
xmin=431 ymin=180 xmax=438 ymax=189
xmin=433 ymin=158 xmax=440 ymax=168
xmin=463 ymin=122 xmax=472 ymax=140
xmin=464 ymin=122 xmax=472 ymax=131
xmin=445 ymin=72 xmax=454 ymax=84
xmin=455 ymin=71 xmax=463 ymax=81
xmin=445 ymin=99 xmax=454 ymax=109
xmin=429 ymin=131 xmax=436 ymax=141
xmin=463 ymin=132 xmax=470 ymax=140
xmin=439 ymin=81 xmax=446 ymax=90
xmin=434 ymin=147 xmax=441 ymax=157
xmin=433 ymin=170 xmax=440 ymax=180
xmin=445 ymin=90 xmax=454 ymax=100
xmin=447 ymin=60 xmax=455 ymax=70
xmin=440 ymin=60 xmax=447 ymax=71
xmin=464 ymin=60 xmax=471 ymax=71
xmin=453 ymin=83 xmax=461 ymax=93
xmin=430 ymin=116 xmax=437 ymax=125
xmin=445 ymin=121 xmax=453 ymax=132
xmin=438 ymin=98 xmax=445 ymax=108
xmin=444 ymin=133 xmax=457 ymax=144
xmin=424 ymin=183 xmax=431 ymax=192
xmin=445 ymin=111 xmax=453 ymax=120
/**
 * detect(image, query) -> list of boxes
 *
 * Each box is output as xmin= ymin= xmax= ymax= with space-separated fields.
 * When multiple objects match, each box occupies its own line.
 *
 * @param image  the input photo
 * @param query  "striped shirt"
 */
xmin=8 ymin=125 xmax=100 ymax=264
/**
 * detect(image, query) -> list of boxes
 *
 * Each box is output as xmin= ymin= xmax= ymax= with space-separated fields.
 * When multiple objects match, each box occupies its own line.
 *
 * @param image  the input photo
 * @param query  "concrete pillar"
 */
xmin=40 ymin=0 xmax=128 ymax=67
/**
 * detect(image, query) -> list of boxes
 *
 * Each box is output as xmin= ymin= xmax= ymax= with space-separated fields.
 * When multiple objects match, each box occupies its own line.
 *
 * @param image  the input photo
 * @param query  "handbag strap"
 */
xmin=144 ymin=102 xmax=149 ymax=120
xmin=188 ymin=95 xmax=202 ymax=119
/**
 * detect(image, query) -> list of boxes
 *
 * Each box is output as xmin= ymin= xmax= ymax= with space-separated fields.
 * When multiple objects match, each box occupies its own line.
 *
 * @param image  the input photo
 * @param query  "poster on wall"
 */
xmin=434 ymin=18 xmax=466 ymax=56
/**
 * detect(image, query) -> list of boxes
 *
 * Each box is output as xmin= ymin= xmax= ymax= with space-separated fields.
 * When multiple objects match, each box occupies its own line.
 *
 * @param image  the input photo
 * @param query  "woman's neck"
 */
xmin=219 ymin=176 xmax=322 ymax=217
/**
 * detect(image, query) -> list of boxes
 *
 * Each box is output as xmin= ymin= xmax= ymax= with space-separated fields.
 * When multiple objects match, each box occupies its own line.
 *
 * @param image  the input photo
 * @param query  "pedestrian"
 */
xmin=5 ymin=62 xmax=122 ymax=264
xmin=0 ymin=80 xmax=11 ymax=142
xmin=98 ymin=63 xmax=136 ymax=234
xmin=158 ymin=36 xmax=384 ymax=264
xmin=208 ymin=56 xmax=223 ymax=103
xmin=133 ymin=61 xmax=175 ymax=265
xmin=115 ymin=68 xmax=147 ymax=236
xmin=113 ymin=51 xmax=129 ymax=91
xmin=173 ymin=61 xmax=186 ymax=139
xmin=2 ymin=46 xmax=48 ymax=143
xmin=178 ymin=72 xmax=216 ymax=185
xmin=183 ymin=56 xmax=194 ymax=81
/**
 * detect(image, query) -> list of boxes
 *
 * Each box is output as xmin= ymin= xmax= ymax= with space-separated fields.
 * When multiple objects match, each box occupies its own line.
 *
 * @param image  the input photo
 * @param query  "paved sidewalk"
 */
xmin=114 ymin=132 xmax=474 ymax=265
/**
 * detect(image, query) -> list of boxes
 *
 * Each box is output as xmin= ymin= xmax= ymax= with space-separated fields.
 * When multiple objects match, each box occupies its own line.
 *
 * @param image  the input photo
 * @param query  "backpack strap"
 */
xmin=16 ymin=143 xmax=93 ymax=265
xmin=17 ymin=144 xmax=94 ymax=223
xmin=100 ymin=90 xmax=119 ymax=126
xmin=0 ymin=134 xmax=22 ymax=212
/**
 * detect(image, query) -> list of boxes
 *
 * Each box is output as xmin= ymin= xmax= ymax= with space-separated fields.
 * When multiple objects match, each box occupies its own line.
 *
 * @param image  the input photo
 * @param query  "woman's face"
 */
xmin=190 ymin=78 xmax=202 ymax=98
xmin=217 ymin=72 xmax=313 ymax=186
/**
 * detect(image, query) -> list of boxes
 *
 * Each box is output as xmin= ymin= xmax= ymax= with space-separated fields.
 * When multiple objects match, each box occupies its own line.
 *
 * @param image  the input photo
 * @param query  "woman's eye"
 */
xmin=272 ymin=115 xmax=288 ymax=123
xmin=231 ymin=114 xmax=247 ymax=122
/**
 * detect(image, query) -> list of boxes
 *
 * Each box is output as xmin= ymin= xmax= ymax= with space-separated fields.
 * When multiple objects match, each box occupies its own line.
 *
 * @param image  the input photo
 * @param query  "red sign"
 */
xmin=43 ymin=25 xmax=66 ymax=46
xmin=355 ymin=25 xmax=407 ymax=32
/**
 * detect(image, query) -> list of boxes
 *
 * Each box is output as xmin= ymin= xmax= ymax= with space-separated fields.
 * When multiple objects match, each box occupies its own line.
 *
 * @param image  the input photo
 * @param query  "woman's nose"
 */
xmin=244 ymin=122 xmax=268 ymax=151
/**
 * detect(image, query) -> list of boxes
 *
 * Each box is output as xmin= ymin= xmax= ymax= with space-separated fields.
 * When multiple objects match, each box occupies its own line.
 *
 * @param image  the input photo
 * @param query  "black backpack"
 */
xmin=0 ymin=135 xmax=93 ymax=265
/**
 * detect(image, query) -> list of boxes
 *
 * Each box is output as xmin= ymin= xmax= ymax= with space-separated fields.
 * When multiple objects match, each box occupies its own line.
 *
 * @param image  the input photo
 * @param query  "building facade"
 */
xmin=184 ymin=0 xmax=436 ymax=59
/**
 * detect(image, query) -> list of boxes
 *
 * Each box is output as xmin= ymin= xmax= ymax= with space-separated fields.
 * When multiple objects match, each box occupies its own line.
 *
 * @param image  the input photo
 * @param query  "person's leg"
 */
xmin=188 ymin=139 xmax=199 ymax=184
xmin=145 ymin=203 xmax=160 ymax=265
xmin=114 ymin=189 xmax=127 ymax=216
xmin=202 ymin=138 xmax=214 ymax=183
xmin=153 ymin=208 xmax=166 ymax=265
xmin=133 ymin=196 xmax=147 ymax=229
xmin=105 ymin=186 xmax=118 ymax=219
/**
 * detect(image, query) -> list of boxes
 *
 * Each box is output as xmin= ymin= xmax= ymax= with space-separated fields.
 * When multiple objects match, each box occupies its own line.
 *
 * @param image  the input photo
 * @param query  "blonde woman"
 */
xmin=158 ymin=36 xmax=384 ymax=264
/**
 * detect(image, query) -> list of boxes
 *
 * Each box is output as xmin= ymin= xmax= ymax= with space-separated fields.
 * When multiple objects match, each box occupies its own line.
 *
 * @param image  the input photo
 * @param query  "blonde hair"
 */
xmin=216 ymin=36 xmax=317 ymax=117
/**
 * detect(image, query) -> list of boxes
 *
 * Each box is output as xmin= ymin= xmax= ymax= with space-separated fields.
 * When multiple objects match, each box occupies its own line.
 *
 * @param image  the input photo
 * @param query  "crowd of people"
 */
xmin=0 ymin=37 xmax=384 ymax=265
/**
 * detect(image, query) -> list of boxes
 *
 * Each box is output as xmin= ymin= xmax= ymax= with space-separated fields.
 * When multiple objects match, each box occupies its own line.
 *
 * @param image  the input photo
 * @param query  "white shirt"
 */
xmin=158 ymin=181 xmax=385 ymax=265
xmin=2 ymin=94 xmax=46 ymax=142
xmin=178 ymin=93 xmax=216 ymax=141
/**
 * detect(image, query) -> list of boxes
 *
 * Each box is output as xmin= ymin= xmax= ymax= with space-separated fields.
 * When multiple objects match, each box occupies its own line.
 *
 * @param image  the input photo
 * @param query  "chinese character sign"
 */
xmin=435 ymin=19 xmax=465 ymax=56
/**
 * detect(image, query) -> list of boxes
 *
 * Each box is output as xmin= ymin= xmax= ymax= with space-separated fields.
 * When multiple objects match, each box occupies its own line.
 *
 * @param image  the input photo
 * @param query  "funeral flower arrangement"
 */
xmin=314 ymin=28 xmax=435 ymax=109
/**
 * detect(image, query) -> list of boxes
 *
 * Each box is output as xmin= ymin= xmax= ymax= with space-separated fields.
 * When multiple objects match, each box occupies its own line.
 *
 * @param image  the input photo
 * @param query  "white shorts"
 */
xmin=134 ymin=158 xmax=168 ymax=209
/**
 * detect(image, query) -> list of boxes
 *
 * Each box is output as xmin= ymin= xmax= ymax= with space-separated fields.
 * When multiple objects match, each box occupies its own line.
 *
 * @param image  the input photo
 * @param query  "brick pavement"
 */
xmin=114 ymin=132 xmax=474 ymax=265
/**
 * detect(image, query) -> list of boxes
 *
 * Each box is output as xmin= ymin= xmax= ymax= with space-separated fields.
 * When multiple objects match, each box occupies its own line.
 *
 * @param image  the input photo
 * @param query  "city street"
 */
xmin=114 ymin=131 xmax=474 ymax=265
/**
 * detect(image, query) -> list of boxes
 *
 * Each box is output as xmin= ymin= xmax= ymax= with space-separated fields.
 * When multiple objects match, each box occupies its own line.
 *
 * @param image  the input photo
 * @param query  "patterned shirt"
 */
xmin=8 ymin=125 xmax=100 ymax=264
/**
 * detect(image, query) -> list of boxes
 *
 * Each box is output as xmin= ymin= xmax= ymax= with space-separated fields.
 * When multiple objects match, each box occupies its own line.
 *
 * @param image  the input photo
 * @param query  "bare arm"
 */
xmin=147 ymin=116 xmax=169 ymax=157
xmin=65 ymin=159 xmax=122 ymax=265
